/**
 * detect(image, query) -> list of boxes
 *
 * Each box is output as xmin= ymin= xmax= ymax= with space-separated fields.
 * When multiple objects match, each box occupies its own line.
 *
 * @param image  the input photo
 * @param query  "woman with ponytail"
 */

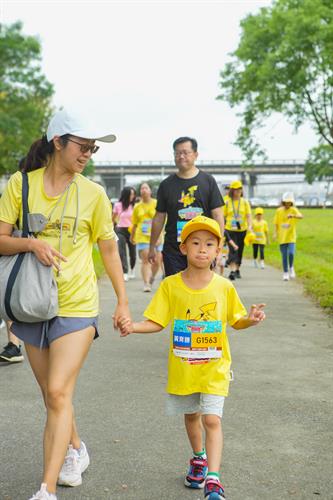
xmin=0 ymin=109 xmax=130 ymax=500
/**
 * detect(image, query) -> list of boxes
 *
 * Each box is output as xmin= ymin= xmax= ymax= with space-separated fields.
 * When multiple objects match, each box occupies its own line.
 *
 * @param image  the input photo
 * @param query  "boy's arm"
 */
xmin=232 ymin=304 xmax=266 ymax=330
xmin=119 ymin=317 xmax=164 ymax=337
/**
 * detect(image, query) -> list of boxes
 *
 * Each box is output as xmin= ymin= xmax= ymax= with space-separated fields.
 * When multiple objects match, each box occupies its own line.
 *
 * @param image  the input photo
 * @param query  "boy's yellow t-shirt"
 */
xmin=0 ymin=169 xmax=115 ymax=317
xmin=224 ymin=198 xmax=251 ymax=232
xmin=131 ymin=199 xmax=157 ymax=244
xmin=252 ymin=219 xmax=268 ymax=245
xmin=144 ymin=272 xmax=247 ymax=397
xmin=273 ymin=206 xmax=301 ymax=244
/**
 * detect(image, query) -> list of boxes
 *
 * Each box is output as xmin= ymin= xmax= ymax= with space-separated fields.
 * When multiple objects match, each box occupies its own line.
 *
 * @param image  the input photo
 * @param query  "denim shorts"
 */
xmin=11 ymin=316 xmax=99 ymax=349
xmin=137 ymin=243 xmax=163 ymax=252
xmin=166 ymin=393 xmax=225 ymax=418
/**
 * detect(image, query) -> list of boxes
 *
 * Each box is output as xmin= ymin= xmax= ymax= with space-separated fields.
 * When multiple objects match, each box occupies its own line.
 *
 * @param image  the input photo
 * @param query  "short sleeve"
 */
xmin=0 ymin=171 xmax=22 ymax=225
xmin=208 ymin=176 xmax=224 ymax=209
xmin=156 ymin=181 xmax=167 ymax=213
xmin=91 ymin=189 xmax=116 ymax=242
xmin=144 ymin=280 xmax=171 ymax=328
xmin=113 ymin=201 xmax=121 ymax=216
xmin=226 ymin=284 xmax=247 ymax=326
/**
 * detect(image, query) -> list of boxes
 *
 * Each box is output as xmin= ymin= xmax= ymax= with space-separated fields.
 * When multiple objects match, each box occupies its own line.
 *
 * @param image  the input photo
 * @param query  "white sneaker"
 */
xmin=29 ymin=483 xmax=57 ymax=499
xmin=128 ymin=269 xmax=136 ymax=279
xmin=57 ymin=445 xmax=82 ymax=487
xmin=77 ymin=441 xmax=90 ymax=474
xmin=124 ymin=273 xmax=129 ymax=282
xmin=289 ymin=267 xmax=296 ymax=279
xmin=143 ymin=284 xmax=151 ymax=292
xmin=0 ymin=319 xmax=5 ymax=329
xmin=283 ymin=272 xmax=289 ymax=281
xmin=260 ymin=261 xmax=265 ymax=269
xmin=253 ymin=260 xmax=258 ymax=268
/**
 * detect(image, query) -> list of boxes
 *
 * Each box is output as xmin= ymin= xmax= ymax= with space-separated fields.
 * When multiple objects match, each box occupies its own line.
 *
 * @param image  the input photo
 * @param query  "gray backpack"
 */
xmin=0 ymin=172 xmax=58 ymax=323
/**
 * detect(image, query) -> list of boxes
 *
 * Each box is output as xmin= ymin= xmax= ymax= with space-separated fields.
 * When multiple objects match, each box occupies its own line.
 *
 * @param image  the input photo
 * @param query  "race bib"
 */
xmin=173 ymin=320 xmax=222 ymax=359
xmin=281 ymin=223 xmax=291 ymax=229
xmin=176 ymin=221 xmax=187 ymax=242
xmin=141 ymin=219 xmax=152 ymax=236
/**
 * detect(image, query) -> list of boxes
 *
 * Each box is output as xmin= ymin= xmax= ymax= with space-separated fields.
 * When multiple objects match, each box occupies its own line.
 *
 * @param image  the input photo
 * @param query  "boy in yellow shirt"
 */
xmin=252 ymin=207 xmax=269 ymax=269
xmin=119 ymin=215 xmax=265 ymax=500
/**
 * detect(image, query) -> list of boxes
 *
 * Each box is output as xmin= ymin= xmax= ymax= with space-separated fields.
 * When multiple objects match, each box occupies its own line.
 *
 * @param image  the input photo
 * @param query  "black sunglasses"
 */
xmin=67 ymin=138 xmax=99 ymax=154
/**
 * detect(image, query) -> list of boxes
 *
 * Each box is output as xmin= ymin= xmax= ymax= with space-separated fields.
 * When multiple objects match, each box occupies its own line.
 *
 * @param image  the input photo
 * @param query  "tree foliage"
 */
xmin=0 ymin=22 xmax=54 ymax=175
xmin=218 ymin=0 xmax=333 ymax=179
xmin=304 ymin=144 xmax=333 ymax=183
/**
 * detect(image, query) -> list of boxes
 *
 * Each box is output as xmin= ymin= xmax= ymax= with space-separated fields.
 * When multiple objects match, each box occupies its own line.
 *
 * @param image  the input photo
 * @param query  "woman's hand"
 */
xmin=30 ymin=238 xmax=67 ymax=271
xmin=112 ymin=302 xmax=131 ymax=330
xmin=118 ymin=316 xmax=134 ymax=336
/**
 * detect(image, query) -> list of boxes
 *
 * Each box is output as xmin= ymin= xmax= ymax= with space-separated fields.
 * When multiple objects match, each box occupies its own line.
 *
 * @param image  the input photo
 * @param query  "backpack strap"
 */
xmin=21 ymin=172 xmax=30 ymax=237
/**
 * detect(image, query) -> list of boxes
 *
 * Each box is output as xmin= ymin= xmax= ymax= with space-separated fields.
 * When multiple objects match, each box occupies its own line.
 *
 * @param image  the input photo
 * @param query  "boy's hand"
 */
xmin=248 ymin=304 xmax=266 ymax=325
xmin=118 ymin=316 xmax=134 ymax=337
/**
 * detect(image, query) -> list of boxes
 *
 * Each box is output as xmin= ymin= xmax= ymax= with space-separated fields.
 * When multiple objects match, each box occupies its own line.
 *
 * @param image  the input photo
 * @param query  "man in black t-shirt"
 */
xmin=148 ymin=137 xmax=224 ymax=276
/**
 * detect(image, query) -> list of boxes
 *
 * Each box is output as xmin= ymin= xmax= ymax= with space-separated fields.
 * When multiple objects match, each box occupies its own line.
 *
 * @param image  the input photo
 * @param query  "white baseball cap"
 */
xmin=46 ymin=109 xmax=116 ymax=143
xmin=282 ymin=192 xmax=295 ymax=204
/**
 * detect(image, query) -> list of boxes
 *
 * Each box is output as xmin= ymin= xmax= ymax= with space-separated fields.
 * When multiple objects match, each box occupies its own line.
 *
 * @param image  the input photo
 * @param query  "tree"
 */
xmin=0 ymin=22 xmax=54 ymax=175
xmin=218 ymin=0 xmax=333 ymax=180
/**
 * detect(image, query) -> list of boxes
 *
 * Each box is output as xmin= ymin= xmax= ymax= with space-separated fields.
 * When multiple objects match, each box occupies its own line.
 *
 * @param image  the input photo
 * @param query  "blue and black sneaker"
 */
xmin=204 ymin=478 xmax=226 ymax=499
xmin=184 ymin=456 xmax=208 ymax=489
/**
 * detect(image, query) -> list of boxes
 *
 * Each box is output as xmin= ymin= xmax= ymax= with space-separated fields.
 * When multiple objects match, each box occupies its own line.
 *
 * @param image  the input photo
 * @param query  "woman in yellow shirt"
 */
xmin=131 ymin=183 xmax=163 ymax=292
xmin=223 ymin=180 xmax=252 ymax=280
xmin=0 ymin=109 xmax=130 ymax=500
xmin=273 ymin=192 xmax=303 ymax=281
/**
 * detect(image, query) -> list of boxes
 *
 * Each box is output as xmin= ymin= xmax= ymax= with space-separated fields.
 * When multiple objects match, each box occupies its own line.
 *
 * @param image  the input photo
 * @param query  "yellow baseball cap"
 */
xmin=254 ymin=207 xmax=264 ymax=215
xmin=180 ymin=216 xmax=222 ymax=243
xmin=230 ymin=180 xmax=243 ymax=189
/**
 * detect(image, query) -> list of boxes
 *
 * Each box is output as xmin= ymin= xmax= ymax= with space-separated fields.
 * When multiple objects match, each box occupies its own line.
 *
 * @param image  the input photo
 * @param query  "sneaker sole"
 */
xmin=184 ymin=478 xmax=205 ymax=489
xmin=57 ymin=476 xmax=82 ymax=487
xmin=0 ymin=355 xmax=24 ymax=362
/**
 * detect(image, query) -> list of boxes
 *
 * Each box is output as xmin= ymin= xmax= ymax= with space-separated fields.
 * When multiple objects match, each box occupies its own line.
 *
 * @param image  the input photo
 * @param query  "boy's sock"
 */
xmin=206 ymin=471 xmax=220 ymax=481
xmin=193 ymin=449 xmax=207 ymax=459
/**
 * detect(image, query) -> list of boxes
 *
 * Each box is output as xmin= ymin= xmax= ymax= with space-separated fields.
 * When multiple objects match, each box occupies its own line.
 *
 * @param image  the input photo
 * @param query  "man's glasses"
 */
xmin=68 ymin=138 xmax=99 ymax=154
xmin=174 ymin=150 xmax=194 ymax=157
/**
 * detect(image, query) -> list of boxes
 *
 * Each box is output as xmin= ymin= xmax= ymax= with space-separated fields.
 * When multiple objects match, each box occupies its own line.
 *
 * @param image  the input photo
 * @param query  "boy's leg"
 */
xmin=184 ymin=412 xmax=203 ymax=454
xmin=184 ymin=413 xmax=208 ymax=489
xmin=202 ymin=414 xmax=223 ymax=473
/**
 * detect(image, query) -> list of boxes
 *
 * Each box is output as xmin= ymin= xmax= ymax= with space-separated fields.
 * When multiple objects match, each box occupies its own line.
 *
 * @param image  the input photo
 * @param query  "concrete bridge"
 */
xmin=93 ymin=159 xmax=306 ymax=198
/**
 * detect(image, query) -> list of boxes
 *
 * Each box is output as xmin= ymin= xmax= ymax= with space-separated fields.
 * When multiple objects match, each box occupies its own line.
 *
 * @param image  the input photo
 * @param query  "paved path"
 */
xmin=0 ymin=261 xmax=332 ymax=500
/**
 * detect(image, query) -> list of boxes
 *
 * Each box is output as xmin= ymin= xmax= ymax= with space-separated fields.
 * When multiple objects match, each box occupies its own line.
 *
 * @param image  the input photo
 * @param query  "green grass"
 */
xmin=244 ymin=208 xmax=333 ymax=314
xmin=92 ymin=245 xmax=105 ymax=279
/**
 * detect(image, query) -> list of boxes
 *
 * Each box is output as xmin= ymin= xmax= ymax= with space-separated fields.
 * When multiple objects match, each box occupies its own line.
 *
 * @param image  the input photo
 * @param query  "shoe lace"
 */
xmin=206 ymin=479 xmax=224 ymax=495
xmin=190 ymin=457 xmax=206 ymax=476
xmin=62 ymin=452 xmax=79 ymax=472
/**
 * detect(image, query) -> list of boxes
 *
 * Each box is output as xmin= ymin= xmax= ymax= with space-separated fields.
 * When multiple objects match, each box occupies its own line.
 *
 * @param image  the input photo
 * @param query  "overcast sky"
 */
xmin=2 ymin=0 xmax=318 ymax=162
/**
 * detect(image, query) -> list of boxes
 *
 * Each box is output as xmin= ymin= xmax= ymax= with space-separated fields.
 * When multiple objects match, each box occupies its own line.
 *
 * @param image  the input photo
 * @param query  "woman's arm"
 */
xmin=98 ymin=238 xmax=130 ymax=327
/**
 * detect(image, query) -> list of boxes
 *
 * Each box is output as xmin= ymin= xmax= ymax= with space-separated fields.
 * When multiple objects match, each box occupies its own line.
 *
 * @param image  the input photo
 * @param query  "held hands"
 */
xmin=112 ymin=304 xmax=131 ymax=330
xmin=31 ymin=238 xmax=67 ymax=272
xmin=117 ymin=316 xmax=134 ymax=336
xmin=248 ymin=304 xmax=266 ymax=325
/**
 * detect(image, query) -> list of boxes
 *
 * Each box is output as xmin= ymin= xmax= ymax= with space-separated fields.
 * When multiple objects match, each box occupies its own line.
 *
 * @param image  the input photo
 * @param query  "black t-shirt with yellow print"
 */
xmin=156 ymin=170 xmax=223 ymax=254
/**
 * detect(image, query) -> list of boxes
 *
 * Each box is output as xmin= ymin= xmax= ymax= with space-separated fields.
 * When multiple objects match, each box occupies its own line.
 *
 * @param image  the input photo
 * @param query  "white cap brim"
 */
xmin=46 ymin=109 xmax=117 ymax=143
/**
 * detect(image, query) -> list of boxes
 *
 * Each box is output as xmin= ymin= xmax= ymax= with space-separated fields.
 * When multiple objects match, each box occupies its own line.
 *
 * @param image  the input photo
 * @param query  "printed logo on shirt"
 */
xmin=179 ymin=185 xmax=198 ymax=207
xmin=176 ymin=207 xmax=203 ymax=242
xmin=41 ymin=216 xmax=75 ymax=239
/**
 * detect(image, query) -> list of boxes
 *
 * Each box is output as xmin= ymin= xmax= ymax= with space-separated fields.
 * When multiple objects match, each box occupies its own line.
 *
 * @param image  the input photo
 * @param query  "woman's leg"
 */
xmin=235 ymin=231 xmax=246 ymax=269
xmin=128 ymin=236 xmax=137 ymax=271
xmin=288 ymin=243 xmax=295 ymax=269
xmin=151 ymin=250 xmax=163 ymax=281
xmin=253 ymin=244 xmax=258 ymax=260
xmin=26 ymin=327 xmax=95 ymax=493
xmin=259 ymin=244 xmax=265 ymax=260
xmin=280 ymin=244 xmax=288 ymax=272
xmin=116 ymin=229 xmax=128 ymax=274
xmin=139 ymin=249 xmax=152 ymax=285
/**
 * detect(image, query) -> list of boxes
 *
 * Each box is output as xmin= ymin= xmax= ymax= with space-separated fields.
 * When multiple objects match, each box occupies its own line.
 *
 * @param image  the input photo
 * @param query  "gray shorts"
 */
xmin=11 ymin=316 xmax=98 ymax=349
xmin=166 ymin=393 xmax=225 ymax=418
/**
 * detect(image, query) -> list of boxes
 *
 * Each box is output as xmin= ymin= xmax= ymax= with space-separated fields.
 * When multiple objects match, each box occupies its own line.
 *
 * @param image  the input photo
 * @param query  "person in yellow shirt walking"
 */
xmin=0 ymin=109 xmax=130 ymax=500
xmin=273 ymin=192 xmax=303 ymax=281
xmin=252 ymin=207 xmax=269 ymax=269
xmin=131 ymin=183 xmax=163 ymax=292
xmin=223 ymin=180 xmax=252 ymax=280
xmin=119 ymin=215 xmax=265 ymax=500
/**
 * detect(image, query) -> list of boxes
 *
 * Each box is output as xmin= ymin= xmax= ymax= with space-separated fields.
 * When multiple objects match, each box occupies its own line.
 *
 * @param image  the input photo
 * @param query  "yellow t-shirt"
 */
xmin=273 ymin=206 xmax=301 ymax=244
xmin=252 ymin=219 xmax=268 ymax=245
xmin=131 ymin=199 xmax=157 ymax=244
xmin=144 ymin=272 xmax=247 ymax=396
xmin=0 ymin=169 xmax=115 ymax=317
xmin=224 ymin=198 xmax=251 ymax=232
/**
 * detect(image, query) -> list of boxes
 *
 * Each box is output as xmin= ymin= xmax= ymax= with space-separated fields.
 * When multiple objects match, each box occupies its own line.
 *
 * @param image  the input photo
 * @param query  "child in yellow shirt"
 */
xmin=252 ymin=207 xmax=269 ymax=269
xmin=119 ymin=215 xmax=265 ymax=500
